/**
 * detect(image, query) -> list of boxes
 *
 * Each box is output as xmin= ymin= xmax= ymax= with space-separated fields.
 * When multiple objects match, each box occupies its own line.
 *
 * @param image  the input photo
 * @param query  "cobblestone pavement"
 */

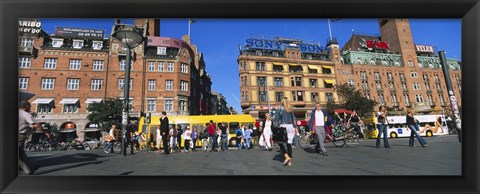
xmin=25 ymin=135 xmax=461 ymax=176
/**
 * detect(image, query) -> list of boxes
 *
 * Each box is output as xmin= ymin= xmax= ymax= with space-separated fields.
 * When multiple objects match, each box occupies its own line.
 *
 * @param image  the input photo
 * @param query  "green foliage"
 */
xmin=87 ymin=98 xmax=124 ymax=132
xmin=335 ymin=83 xmax=378 ymax=117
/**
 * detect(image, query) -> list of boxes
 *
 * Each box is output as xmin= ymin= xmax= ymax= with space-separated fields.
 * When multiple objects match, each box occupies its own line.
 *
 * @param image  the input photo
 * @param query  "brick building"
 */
xmin=238 ymin=36 xmax=338 ymax=120
xmin=18 ymin=18 xmax=214 ymax=132
xmin=335 ymin=19 xmax=461 ymax=113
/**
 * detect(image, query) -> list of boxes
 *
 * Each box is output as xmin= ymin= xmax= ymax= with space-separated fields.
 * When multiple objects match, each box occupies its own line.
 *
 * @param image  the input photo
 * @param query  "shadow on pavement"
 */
xmin=33 ymin=160 xmax=104 ymax=175
xmin=26 ymin=152 xmax=110 ymax=175
xmin=272 ymin=154 xmax=284 ymax=163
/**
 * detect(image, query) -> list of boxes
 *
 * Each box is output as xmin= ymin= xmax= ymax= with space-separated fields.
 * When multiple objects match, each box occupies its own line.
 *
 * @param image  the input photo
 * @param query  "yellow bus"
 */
xmin=137 ymin=114 xmax=256 ymax=149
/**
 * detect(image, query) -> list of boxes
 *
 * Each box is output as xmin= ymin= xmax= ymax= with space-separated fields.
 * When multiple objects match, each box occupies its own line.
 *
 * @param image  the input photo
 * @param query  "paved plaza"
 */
xmin=24 ymin=135 xmax=461 ymax=176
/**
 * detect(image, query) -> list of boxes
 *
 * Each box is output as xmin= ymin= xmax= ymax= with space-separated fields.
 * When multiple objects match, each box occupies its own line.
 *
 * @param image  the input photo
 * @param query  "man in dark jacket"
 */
xmin=307 ymin=102 xmax=334 ymax=156
xmin=160 ymin=111 xmax=170 ymax=154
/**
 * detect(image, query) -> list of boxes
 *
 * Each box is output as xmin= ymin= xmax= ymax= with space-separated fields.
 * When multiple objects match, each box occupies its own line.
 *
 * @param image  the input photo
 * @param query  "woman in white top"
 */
xmin=156 ymin=128 xmax=162 ymax=154
xmin=261 ymin=112 xmax=273 ymax=151
xmin=184 ymin=126 xmax=192 ymax=152
xmin=104 ymin=125 xmax=116 ymax=154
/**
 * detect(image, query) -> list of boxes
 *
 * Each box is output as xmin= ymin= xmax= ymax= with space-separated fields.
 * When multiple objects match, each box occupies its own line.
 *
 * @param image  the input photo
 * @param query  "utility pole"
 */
xmin=438 ymin=51 xmax=461 ymax=142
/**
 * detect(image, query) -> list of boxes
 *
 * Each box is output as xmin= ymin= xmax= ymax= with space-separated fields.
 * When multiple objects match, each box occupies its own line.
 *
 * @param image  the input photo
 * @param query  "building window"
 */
xmin=20 ymin=38 xmax=34 ymax=47
xmin=257 ymin=77 xmax=266 ymax=87
xmin=410 ymin=72 xmax=418 ymax=78
xmin=19 ymin=56 xmax=31 ymax=68
xmin=181 ymin=63 xmax=188 ymax=73
xmin=273 ymin=52 xmax=279 ymax=57
xmin=273 ymin=65 xmax=283 ymax=72
xmin=167 ymin=62 xmax=174 ymax=72
xmin=91 ymin=79 xmax=103 ymax=90
xmin=148 ymin=80 xmax=156 ymax=91
xmin=408 ymin=61 xmax=414 ymax=67
xmin=362 ymin=81 xmax=369 ymax=91
xmin=326 ymin=93 xmax=333 ymax=102
xmin=52 ymin=38 xmax=63 ymax=48
xmin=374 ymin=72 xmax=380 ymax=80
xmin=389 ymin=82 xmax=395 ymax=90
xmin=291 ymin=91 xmax=305 ymax=101
xmin=399 ymin=73 xmax=406 ymax=81
xmin=181 ymin=81 xmax=188 ymax=91
xmin=19 ymin=78 xmax=29 ymax=90
xmin=73 ymin=40 xmax=84 ymax=49
xmin=63 ymin=104 xmax=78 ymax=113
xmin=164 ymin=98 xmax=173 ymax=112
xmin=93 ymin=60 xmax=104 ymax=71
xmin=44 ymin=58 xmax=57 ymax=69
xmin=256 ymin=50 xmax=263 ymax=56
xmin=404 ymin=94 xmax=411 ymax=104
xmin=41 ymin=78 xmax=55 ymax=90
xmin=157 ymin=47 xmax=167 ymax=55
xmin=434 ymin=74 xmax=440 ymax=82
xmin=148 ymin=62 xmax=155 ymax=71
xmin=158 ymin=62 xmax=165 ymax=72
xmin=348 ymin=80 xmax=355 ymax=88
xmin=424 ymin=83 xmax=431 ymax=90
xmin=376 ymin=81 xmax=382 ymax=90
xmin=37 ymin=104 xmax=52 ymax=114
xmin=291 ymin=77 xmax=302 ymax=87
xmin=179 ymin=100 xmax=187 ymax=113
xmin=166 ymin=80 xmax=173 ymax=91
xmin=439 ymin=95 xmax=445 ymax=106
xmin=67 ymin=79 xmax=80 ymax=90
xmin=322 ymin=67 xmax=332 ymax=74
xmin=255 ymin=62 xmax=266 ymax=71
xmin=413 ymin=83 xmax=421 ymax=90
xmin=360 ymin=71 xmax=367 ymax=80
xmin=92 ymin=41 xmax=103 ymax=50
xmin=147 ymin=99 xmax=156 ymax=112
xmin=422 ymin=73 xmax=429 ymax=81
xmin=378 ymin=94 xmax=385 ymax=104
xmin=274 ymin=77 xmax=283 ymax=87
xmin=118 ymin=79 xmax=132 ymax=90
xmin=259 ymin=91 xmax=267 ymax=102
xmin=324 ymin=80 xmax=334 ymax=88
xmin=308 ymin=67 xmax=318 ymax=74
xmin=311 ymin=92 xmax=319 ymax=102
xmin=275 ymin=92 xmax=284 ymax=102
xmin=310 ymin=79 xmax=318 ymax=88
xmin=391 ymin=94 xmax=398 ymax=103
xmin=387 ymin=72 xmax=393 ymax=81
xmin=415 ymin=94 xmax=424 ymax=103
xmin=120 ymin=60 xmax=132 ymax=70
xmin=69 ymin=59 xmax=81 ymax=70
xmin=428 ymin=94 xmax=434 ymax=105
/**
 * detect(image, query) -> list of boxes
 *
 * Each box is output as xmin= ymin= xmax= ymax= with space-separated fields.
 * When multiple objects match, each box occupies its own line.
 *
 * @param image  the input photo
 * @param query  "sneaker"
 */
xmin=292 ymin=146 xmax=296 ymax=148
xmin=104 ymin=150 xmax=109 ymax=154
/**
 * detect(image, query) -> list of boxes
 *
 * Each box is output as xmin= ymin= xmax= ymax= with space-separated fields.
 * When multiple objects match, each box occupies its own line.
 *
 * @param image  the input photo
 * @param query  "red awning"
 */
xmin=334 ymin=109 xmax=353 ymax=115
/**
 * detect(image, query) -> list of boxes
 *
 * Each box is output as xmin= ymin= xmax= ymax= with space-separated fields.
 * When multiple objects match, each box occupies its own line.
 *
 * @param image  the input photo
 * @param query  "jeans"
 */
xmin=292 ymin=135 xmax=297 ymax=146
xmin=279 ymin=143 xmax=292 ymax=158
xmin=376 ymin=124 xmax=390 ymax=147
xmin=236 ymin=136 xmax=242 ymax=150
xmin=221 ymin=134 xmax=229 ymax=150
xmin=408 ymin=124 xmax=427 ymax=146
xmin=209 ymin=135 xmax=217 ymax=151
xmin=245 ymin=137 xmax=252 ymax=149
xmin=104 ymin=141 xmax=114 ymax=153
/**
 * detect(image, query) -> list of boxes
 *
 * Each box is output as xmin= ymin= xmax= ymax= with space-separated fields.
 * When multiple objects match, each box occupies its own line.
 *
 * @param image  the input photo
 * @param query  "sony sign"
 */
xmin=415 ymin=45 xmax=434 ymax=53
xmin=18 ymin=20 xmax=42 ymax=34
xmin=245 ymin=39 xmax=327 ymax=53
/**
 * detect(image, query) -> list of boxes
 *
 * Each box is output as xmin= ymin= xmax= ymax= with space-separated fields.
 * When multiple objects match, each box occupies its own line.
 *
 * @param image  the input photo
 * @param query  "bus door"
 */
xmin=228 ymin=122 xmax=240 ymax=146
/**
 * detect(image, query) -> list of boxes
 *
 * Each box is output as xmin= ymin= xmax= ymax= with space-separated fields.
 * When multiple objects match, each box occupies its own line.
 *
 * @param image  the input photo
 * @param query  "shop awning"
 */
xmin=84 ymin=128 xmax=101 ymax=132
xmin=59 ymin=98 xmax=79 ymax=104
xmin=307 ymin=65 xmax=318 ymax=70
xmin=324 ymin=80 xmax=335 ymax=84
xmin=84 ymin=98 xmax=103 ymax=104
xmin=288 ymin=63 xmax=300 ymax=66
xmin=322 ymin=66 xmax=334 ymax=70
xmin=19 ymin=91 xmax=35 ymax=101
xmin=31 ymin=98 xmax=54 ymax=104
xmin=59 ymin=129 xmax=76 ymax=133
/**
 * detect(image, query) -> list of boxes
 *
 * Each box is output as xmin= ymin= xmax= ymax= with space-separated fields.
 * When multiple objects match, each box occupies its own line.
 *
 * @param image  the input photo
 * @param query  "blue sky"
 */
xmin=40 ymin=18 xmax=461 ymax=113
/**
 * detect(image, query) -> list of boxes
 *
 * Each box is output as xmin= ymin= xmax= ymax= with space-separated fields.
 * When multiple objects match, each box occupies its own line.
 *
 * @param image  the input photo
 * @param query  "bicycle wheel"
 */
xmin=345 ymin=132 xmax=359 ymax=148
xmin=298 ymin=134 xmax=311 ymax=149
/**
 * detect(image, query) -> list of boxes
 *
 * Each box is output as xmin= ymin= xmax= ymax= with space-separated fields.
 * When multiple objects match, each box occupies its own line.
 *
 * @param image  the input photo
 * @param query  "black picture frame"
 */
xmin=1 ymin=0 xmax=478 ymax=193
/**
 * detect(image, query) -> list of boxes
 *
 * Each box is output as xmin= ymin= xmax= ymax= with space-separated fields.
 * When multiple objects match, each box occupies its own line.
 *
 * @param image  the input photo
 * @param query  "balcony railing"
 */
xmin=429 ymin=102 xmax=436 ymax=107
xmin=392 ymin=102 xmax=399 ymax=107
xmin=403 ymin=88 xmax=409 ymax=92
xmin=19 ymin=46 xmax=33 ymax=53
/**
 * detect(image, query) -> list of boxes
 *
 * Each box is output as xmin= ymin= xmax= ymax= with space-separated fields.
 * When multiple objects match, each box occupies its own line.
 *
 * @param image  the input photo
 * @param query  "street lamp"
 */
xmin=112 ymin=25 xmax=144 ymax=156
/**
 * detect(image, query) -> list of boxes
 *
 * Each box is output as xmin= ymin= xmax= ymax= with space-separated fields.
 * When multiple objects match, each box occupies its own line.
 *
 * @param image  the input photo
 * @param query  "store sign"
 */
xmin=245 ymin=39 xmax=327 ymax=53
xmin=148 ymin=37 xmax=186 ymax=48
xmin=18 ymin=20 xmax=42 ymax=34
xmin=415 ymin=45 xmax=434 ymax=53
xmin=55 ymin=27 xmax=104 ymax=38
xmin=365 ymin=40 xmax=389 ymax=49
xmin=65 ymin=122 xmax=76 ymax=129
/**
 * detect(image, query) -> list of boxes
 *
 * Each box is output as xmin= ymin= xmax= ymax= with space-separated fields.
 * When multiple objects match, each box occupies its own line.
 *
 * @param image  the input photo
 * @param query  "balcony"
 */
xmin=426 ymin=89 xmax=432 ymax=94
xmin=389 ymin=88 xmax=396 ymax=92
xmin=437 ymin=88 xmax=443 ymax=92
xmin=360 ymin=77 xmax=367 ymax=81
xmin=429 ymin=102 xmax=436 ymax=107
xmin=405 ymin=102 xmax=412 ymax=107
xmin=400 ymin=77 xmax=406 ymax=82
xmin=19 ymin=46 xmax=33 ymax=53
xmin=377 ymin=88 xmax=383 ymax=93
xmin=402 ymin=88 xmax=409 ymax=92
xmin=392 ymin=102 xmax=399 ymax=107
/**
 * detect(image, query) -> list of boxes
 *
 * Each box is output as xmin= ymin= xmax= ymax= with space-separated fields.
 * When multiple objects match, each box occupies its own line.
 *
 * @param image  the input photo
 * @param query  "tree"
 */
xmin=87 ymin=98 xmax=124 ymax=132
xmin=335 ymin=83 xmax=378 ymax=117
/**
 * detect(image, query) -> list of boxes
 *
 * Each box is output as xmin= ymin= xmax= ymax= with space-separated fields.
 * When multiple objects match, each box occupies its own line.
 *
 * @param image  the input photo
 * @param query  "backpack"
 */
xmin=236 ymin=129 xmax=242 ymax=137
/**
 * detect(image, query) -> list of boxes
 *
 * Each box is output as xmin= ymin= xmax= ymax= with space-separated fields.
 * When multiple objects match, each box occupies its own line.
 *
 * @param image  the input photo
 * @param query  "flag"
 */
xmin=189 ymin=19 xmax=197 ymax=24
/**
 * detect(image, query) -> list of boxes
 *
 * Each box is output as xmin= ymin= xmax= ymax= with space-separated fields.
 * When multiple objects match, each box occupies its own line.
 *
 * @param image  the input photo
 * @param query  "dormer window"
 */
xmin=273 ymin=52 xmax=279 ymax=57
xmin=157 ymin=47 xmax=167 ymax=55
xmin=256 ymin=50 xmax=263 ymax=56
xmin=93 ymin=41 xmax=103 ymax=50
xmin=73 ymin=39 xmax=84 ymax=49
xmin=52 ymin=38 xmax=63 ymax=48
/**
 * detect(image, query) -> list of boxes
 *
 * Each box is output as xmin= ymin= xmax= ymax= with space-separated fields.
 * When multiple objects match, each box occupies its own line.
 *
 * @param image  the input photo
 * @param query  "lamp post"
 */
xmin=112 ymin=25 xmax=144 ymax=156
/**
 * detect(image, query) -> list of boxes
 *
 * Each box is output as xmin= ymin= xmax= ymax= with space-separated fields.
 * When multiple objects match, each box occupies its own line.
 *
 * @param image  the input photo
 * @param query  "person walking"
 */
xmin=169 ymin=126 xmax=177 ymax=153
xmin=104 ymin=124 xmax=116 ymax=154
xmin=406 ymin=108 xmax=428 ymax=147
xmin=177 ymin=125 xmax=183 ymax=150
xmin=376 ymin=106 xmax=391 ymax=148
xmin=307 ymin=102 xmax=334 ymax=156
xmin=261 ymin=112 xmax=273 ymax=151
xmin=18 ymin=100 xmax=44 ymax=175
xmin=156 ymin=127 xmax=162 ymax=154
xmin=184 ymin=126 xmax=192 ymax=152
xmin=160 ymin=111 xmax=170 ymax=154
xmin=219 ymin=122 xmax=229 ymax=151
xmin=244 ymin=125 xmax=252 ymax=149
xmin=191 ymin=126 xmax=198 ymax=151
xmin=235 ymin=127 xmax=243 ymax=150
xmin=207 ymin=120 xmax=218 ymax=151
xmin=125 ymin=120 xmax=135 ymax=154
xmin=274 ymin=97 xmax=298 ymax=166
